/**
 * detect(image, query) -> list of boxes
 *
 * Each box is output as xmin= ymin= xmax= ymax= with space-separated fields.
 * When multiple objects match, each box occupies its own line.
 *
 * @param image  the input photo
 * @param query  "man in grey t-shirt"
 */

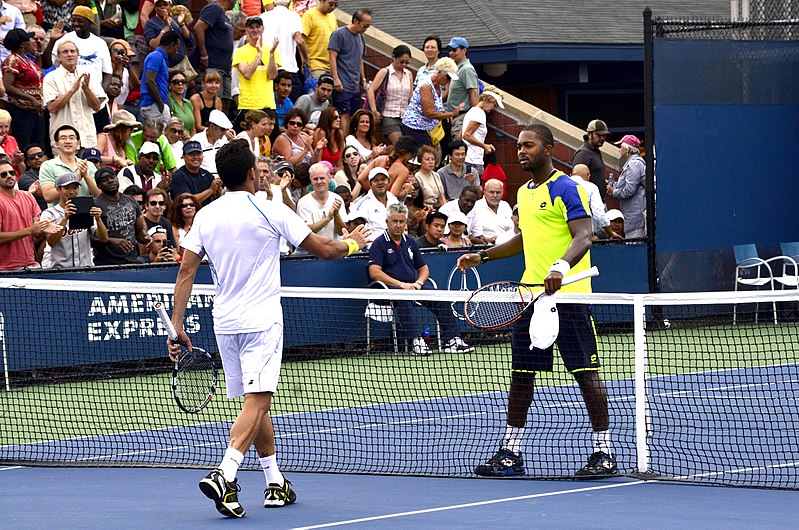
xmin=293 ymin=74 xmax=333 ymax=128
xmin=445 ymin=37 xmax=479 ymax=136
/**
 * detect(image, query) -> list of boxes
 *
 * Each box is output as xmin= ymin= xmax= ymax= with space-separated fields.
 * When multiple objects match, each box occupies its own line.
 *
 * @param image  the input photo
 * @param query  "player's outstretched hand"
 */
xmin=457 ymin=253 xmax=481 ymax=272
xmin=343 ymin=224 xmax=370 ymax=250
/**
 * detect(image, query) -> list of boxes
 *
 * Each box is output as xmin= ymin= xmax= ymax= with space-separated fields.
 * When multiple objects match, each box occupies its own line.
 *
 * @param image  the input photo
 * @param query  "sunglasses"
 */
xmin=181 ymin=203 xmax=195 ymax=209
xmin=287 ymin=120 xmax=304 ymax=127
xmin=169 ymin=128 xmax=185 ymax=134
xmin=26 ymin=151 xmax=45 ymax=160
xmin=344 ymin=151 xmax=358 ymax=158
xmin=149 ymin=200 xmax=165 ymax=206
xmin=170 ymin=79 xmax=187 ymax=85
xmin=0 ymin=170 xmax=16 ymax=178
xmin=332 ymin=115 xmax=341 ymax=119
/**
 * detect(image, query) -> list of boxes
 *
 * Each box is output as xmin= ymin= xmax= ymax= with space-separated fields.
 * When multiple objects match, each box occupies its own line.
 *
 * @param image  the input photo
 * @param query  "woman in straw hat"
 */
xmin=97 ymin=109 xmax=140 ymax=171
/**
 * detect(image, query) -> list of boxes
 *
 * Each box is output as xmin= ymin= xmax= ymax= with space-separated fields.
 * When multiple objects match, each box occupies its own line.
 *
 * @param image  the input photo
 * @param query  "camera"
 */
xmin=162 ymin=241 xmax=175 ymax=251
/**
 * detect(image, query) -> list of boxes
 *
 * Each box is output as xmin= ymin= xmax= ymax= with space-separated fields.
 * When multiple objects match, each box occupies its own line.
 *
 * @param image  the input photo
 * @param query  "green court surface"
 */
xmin=1 ymin=322 xmax=795 ymax=447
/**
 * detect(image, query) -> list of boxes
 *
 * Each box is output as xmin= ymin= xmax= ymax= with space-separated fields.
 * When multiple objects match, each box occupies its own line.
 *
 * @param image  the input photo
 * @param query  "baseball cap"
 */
xmin=56 ymin=172 xmax=80 ymax=187
xmin=182 ymin=140 xmax=202 ymax=154
xmin=139 ymin=141 xmax=160 ymax=157
xmin=274 ymin=161 xmax=295 ymax=175
xmin=606 ymin=209 xmax=624 ymax=221
xmin=368 ymin=167 xmax=389 ymax=181
xmin=147 ymin=225 xmax=167 ymax=237
xmin=245 ymin=15 xmax=263 ymax=27
xmin=446 ymin=37 xmax=469 ymax=49
xmin=82 ymin=147 xmax=102 ymax=162
xmin=208 ymin=109 xmax=233 ymax=130
xmin=614 ymin=134 xmax=641 ymax=148
xmin=73 ymin=6 xmax=98 ymax=25
xmin=345 ymin=210 xmax=367 ymax=223
xmin=447 ymin=211 xmax=468 ymax=227
xmin=586 ymin=119 xmax=610 ymax=135
xmin=95 ymin=167 xmax=116 ymax=182
xmin=154 ymin=0 xmax=171 ymax=4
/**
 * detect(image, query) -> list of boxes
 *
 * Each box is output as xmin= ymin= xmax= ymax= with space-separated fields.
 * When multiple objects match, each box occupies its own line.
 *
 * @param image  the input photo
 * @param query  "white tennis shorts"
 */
xmin=216 ymin=324 xmax=284 ymax=398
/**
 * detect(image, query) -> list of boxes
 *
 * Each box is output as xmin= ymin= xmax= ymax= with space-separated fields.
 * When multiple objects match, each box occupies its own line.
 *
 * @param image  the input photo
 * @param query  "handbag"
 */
xmin=303 ymin=65 xmax=316 ymax=95
xmin=362 ymin=68 xmax=389 ymax=113
xmin=429 ymin=121 xmax=445 ymax=146
xmin=172 ymin=55 xmax=198 ymax=83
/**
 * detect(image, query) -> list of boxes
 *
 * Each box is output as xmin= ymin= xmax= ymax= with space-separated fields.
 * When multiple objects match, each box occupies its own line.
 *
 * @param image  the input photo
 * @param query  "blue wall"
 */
xmin=653 ymin=38 xmax=799 ymax=291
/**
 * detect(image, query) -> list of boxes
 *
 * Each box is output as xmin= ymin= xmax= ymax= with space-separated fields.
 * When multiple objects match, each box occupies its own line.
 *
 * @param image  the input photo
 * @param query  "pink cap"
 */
xmin=614 ymin=134 xmax=641 ymax=148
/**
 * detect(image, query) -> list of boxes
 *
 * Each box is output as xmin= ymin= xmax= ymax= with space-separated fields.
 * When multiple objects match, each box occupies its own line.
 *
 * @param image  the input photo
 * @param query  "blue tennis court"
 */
xmin=3 ymin=363 xmax=799 ymax=527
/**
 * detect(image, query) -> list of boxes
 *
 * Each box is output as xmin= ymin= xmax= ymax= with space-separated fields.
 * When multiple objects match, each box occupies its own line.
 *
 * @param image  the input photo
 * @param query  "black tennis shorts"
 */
xmin=511 ymin=303 xmax=599 ymax=373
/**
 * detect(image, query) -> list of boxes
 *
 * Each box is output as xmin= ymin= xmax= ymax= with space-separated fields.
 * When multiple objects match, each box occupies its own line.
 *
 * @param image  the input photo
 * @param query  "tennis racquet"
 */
xmin=447 ymin=265 xmax=481 ymax=320
xmin=464 ymin=266 xmax=599 ymax=330
xmin=155 ymin=302 xmax=217 ymax=414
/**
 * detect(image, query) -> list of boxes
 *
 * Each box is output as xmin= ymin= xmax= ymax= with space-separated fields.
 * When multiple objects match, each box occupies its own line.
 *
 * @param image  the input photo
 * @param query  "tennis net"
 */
xmin=0 ymin=278 xmax=797 ymax=489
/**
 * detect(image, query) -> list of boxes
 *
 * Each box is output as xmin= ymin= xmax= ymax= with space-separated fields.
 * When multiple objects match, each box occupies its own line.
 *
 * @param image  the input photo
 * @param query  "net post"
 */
xmin=633 ymin=295 xmax=649 ymax=474
xmin=0 ymin=312 xmax=9 ymax=391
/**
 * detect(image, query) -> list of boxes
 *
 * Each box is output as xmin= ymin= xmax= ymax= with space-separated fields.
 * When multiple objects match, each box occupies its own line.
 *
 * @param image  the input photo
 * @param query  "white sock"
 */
xmin=592 ymin=430 xmax=612 ymax=455
xmin=260 ymin=454 xmax=285 ymax=486
xmin=502 ymin=424 xmax=525 ymax=455
xmin=219 ymin=447 xmax=244 ymax=482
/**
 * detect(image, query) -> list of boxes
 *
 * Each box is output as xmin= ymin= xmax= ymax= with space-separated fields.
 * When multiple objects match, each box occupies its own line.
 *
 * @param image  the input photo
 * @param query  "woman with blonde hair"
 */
xmin=401 ymin=57 xmax=463 ymax=147
xmin=189 ymin=69 xmax=223 ymax=132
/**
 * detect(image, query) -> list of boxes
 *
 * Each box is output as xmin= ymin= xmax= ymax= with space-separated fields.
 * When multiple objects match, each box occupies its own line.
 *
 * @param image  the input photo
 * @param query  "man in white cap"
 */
xmin=604 ymin=209 xmax=625 ymax=239
xmin=41 ymin=172 xmax=108 ymax=268
xmin=117 ymin=141 xmax=165 ymax=193
xmin=190 ymin=109 xmax=232 ymax=176
xmin=349 ymin=166 xmax=399 ymax=236
xmin=607 ymin=134 xmax=645 ymax=239
xmin=572 ymin=119 xmax=610 ymax=198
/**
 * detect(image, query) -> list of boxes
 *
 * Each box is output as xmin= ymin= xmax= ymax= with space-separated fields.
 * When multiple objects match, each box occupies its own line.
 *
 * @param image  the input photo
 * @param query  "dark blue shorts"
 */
xmin=332 ymin=90 xmax=363 ymax=115
xmin=511 ymin=304 xmax=599 ymax=373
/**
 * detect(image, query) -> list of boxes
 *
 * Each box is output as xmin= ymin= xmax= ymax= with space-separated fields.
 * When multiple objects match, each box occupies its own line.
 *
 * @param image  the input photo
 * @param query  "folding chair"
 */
xmin=733 ymin=244 xmax=777 ymax=324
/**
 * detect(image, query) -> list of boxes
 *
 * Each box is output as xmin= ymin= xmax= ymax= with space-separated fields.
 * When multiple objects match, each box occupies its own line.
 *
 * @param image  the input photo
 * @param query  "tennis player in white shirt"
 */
xmin=168 ymin=139 xmax=368 ymax=518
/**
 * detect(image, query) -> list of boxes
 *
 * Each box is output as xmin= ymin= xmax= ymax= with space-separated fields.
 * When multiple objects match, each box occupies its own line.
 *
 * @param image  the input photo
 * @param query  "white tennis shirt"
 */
xmin=181 ymin=191 xmax=311 ymax=334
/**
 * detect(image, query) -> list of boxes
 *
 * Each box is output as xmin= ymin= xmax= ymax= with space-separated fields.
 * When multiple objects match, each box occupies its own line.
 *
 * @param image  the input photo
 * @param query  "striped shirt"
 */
xmin=382 ymin=64 xmax=413 ymax=118
xmin=301 ymin=8 xmax=337 ymax=71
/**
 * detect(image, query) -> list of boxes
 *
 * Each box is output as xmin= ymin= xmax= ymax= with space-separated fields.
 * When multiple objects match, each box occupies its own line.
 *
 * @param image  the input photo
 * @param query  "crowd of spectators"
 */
xmin=0 ymin=0 xmax=642 ymax=272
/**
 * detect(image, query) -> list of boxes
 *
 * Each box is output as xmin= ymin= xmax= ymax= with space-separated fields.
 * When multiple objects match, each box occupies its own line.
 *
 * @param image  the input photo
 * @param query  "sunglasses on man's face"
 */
xmin=149 ymin=200 xmax=165 ymax=206
xmin=26 ymin=151 xmax=45 ymax=160
xmin=0 ymin=170 xmax=16 ymax=178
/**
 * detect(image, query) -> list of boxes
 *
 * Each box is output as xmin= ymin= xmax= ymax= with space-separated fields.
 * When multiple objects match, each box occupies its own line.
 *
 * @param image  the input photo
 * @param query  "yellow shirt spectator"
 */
xmin=233 ymin=46 xmax=282 ymax=110
xmin=301 ymin=6 xmax=337 ymax=72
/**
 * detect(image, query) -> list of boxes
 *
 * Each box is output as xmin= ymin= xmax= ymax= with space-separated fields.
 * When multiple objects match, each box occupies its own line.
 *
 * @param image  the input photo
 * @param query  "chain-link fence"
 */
xmin=654 ymin=1 xmax=799 ymax=40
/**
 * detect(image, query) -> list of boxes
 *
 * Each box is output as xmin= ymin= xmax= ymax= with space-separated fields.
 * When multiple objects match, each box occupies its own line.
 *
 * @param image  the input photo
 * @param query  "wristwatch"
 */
xmin=479 ymin=250 xmax=489 ymax=263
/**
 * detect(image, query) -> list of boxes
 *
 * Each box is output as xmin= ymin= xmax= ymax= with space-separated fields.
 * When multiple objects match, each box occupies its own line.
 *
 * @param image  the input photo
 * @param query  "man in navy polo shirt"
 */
xmin=368 ymin=202 xmax=473 ymax=356
xmin=140 ymin=31 xmax=180 ymax=124
xmin=169 ymin=141 xmax=223 ymax=206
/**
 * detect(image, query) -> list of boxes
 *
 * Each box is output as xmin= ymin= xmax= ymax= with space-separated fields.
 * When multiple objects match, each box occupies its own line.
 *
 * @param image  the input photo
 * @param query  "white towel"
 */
xmin=528 ymin=294 xmax=559 ymax=349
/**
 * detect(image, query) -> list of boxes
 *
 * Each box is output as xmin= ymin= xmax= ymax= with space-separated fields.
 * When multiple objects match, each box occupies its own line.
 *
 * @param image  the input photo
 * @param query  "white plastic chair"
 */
xmin=733 ymin=244 xmax=777 ymax=324
xmin=774 ymin=242 xmax=799 ymax=289
xmin=365 ymin=279 xmax=441 ymax=354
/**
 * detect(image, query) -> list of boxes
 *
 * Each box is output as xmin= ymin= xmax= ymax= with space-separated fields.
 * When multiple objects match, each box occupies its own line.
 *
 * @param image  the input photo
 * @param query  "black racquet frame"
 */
xmin=155 ymin=302 xmax=217 ymax=413
xmin=464 ymin=266 xmax=599 ymax=330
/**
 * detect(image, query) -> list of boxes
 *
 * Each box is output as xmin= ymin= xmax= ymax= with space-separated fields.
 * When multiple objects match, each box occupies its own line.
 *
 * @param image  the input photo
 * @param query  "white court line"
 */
xmin=290 ymin=480 xmax=645 ymax=529
xmin=0 ymin=466 xmax=23 ymax=471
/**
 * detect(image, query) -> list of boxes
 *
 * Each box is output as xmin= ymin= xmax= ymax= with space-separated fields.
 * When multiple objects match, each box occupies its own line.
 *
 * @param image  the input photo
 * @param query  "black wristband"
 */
xmin=479 ymin=250 xmax=489 ymax=263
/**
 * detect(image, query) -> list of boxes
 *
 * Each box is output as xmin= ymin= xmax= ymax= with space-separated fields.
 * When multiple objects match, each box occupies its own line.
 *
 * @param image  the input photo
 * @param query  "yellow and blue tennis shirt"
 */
xmin=516 ymin=170 xmax=593 ymax=293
